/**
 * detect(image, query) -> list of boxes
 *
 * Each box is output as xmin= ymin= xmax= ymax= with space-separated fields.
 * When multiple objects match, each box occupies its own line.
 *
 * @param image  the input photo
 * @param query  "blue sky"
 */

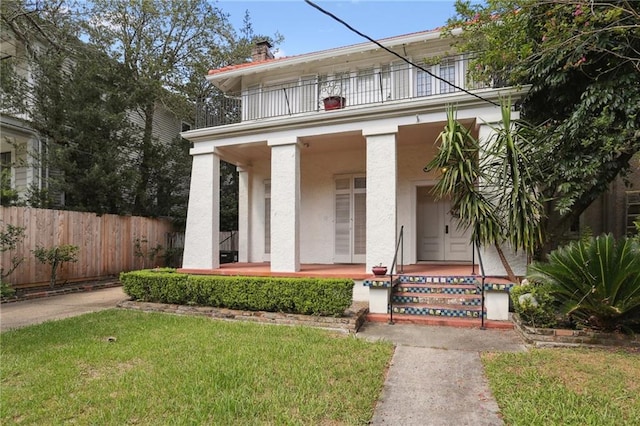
xmin=216 ymin=0 xmax=461 ymax=57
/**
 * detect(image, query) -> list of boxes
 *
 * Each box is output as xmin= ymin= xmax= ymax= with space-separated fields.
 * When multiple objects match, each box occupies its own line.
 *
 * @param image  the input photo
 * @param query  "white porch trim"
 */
xmin=364 ymin=126 xmax=398 ymax=271
xmin=237 ymin=165 xmax=251 ymax=263
xmin=268 ymin=137 xmax=300 ymax=272
xmin=182 ymin=152 xmax=220 ymax=269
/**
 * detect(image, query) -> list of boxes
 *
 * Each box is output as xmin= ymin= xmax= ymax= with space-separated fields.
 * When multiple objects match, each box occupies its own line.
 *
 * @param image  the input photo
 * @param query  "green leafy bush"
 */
xmin=32 ymin=244 xmax=80 ymax=288
xmin=527 ymin=234 xmax=640 ymax=332
xmin=120 ymin=270 xmax=354 ymax=316
xmin=510 ymin=281 xmax=557 ymax=328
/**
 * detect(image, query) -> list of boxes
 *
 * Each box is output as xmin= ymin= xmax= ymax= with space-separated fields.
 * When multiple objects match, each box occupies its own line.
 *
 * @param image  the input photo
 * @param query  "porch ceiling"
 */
xmin=214 ymin=118 xmax=477 ymax=167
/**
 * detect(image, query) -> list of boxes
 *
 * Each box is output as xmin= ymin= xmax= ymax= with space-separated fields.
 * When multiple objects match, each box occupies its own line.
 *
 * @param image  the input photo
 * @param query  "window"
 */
xmin=416 ymin=69 xmax=432 ymax=97
xmin=439 ymin=59 xmax=456 ymax=94
xmin=0 ymin=152 xmax=11 ymax=169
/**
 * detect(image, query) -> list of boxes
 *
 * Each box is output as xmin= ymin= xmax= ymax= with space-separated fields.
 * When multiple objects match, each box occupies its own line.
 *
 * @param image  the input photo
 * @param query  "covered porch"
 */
xmin=179 ymin=262 xmax=481 ymax=280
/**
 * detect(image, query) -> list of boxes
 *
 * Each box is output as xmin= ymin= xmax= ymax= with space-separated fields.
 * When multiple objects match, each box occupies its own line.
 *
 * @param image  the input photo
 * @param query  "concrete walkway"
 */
xmin=1 ymin=289 xmax=528 ymax=425
xmin=0 ymin=286 xmax=127 ymax=332
xmin=357 ymin=322 xmax=528 ymax=425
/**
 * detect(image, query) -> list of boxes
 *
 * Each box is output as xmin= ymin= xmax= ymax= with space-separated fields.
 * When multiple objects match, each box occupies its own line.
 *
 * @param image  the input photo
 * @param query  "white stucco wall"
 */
xmin=246 ymin=143 xmax=366 ymax=264
xmin=480 ymin=244 xmax=528 ymax=277
xmin=182 ymin=153 xmax=220 ymax=269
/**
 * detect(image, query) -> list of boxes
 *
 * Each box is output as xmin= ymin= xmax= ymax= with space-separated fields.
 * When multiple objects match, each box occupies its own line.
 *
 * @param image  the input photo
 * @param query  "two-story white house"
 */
xmin=180 ymin=30 xmax=530 ymax=278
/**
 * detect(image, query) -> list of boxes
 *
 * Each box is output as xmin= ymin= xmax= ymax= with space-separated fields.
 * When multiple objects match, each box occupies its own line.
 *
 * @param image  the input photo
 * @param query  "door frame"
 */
xmin=413 ymin=181 xmax=473 ymax=262
xmin=333 ymin=173 xmax=366 ymax=263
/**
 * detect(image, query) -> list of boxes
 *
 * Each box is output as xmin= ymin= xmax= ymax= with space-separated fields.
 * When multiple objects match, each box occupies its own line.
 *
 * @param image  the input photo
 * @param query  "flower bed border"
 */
xmin=512 ymin=314 xmax=640 ymax=349
xmin=117 ymin=300 xmax=368 ymax=334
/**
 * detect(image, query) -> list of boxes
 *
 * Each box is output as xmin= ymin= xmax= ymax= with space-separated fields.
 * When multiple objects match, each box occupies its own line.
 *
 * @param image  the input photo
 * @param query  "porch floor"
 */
xmin=179 ymin=262 xmax=499 ymax=281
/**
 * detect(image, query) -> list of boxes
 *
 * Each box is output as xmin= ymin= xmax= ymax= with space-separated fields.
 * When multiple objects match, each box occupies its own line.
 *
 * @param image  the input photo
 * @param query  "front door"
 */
xmin=334 ymin=175 xmax=366 ymax=263
xmin=417 ymin=187 xmax=472 ymax=261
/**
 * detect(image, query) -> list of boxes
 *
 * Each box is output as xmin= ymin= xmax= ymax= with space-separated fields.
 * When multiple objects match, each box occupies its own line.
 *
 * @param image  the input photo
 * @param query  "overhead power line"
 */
xmin=303 ymin=0 xmax=499 ymax=107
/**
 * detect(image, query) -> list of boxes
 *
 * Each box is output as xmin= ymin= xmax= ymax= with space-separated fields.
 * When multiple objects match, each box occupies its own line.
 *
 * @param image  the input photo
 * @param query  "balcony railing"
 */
xmin=195 ymin=57 xmax=489 ymax=129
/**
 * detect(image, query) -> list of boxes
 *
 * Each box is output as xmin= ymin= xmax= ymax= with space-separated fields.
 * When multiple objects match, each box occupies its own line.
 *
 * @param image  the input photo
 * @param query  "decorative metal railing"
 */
xmin=195 ymin=57 xmax=489 ymax=129
xmin=388 ymin=225 xmax=404 ymax=325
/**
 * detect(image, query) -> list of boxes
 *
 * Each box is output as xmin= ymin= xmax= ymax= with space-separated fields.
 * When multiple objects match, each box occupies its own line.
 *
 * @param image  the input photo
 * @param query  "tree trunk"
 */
xmin=494 ymin=243 xmax=518 ymax=283
xmin=133 ymin=102 xmax=156 ymax=216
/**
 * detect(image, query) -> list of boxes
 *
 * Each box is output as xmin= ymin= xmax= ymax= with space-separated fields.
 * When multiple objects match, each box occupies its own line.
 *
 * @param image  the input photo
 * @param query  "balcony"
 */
xmin=195 ymin=57 xmax=490 ymax=129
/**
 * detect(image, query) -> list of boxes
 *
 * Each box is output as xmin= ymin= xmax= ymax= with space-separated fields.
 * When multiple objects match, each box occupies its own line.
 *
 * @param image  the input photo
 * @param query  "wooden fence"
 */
xmin=1 ymin=206 xmax=175 ymax=288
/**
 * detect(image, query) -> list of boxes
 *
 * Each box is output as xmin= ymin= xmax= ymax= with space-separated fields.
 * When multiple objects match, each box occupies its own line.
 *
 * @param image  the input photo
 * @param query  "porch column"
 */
xmin=237 ymin=165 xmax=251 ymax=263
xmin=182 ymin=152 xmax=220 ymax=270
xmin=268 ymin=137 xmax=300 ymax=272
xmin=363 ymin=126 xmax=398 ymax=271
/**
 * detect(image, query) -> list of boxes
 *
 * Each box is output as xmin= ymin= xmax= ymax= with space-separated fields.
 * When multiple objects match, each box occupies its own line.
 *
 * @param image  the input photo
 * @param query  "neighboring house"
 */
xmin=0 ymin=28 xmax=188 ymax=206
xmin=180 ymin=31 xmax=638 ymax=284
xmin=0 ymin=28 xmax=47 ymax=202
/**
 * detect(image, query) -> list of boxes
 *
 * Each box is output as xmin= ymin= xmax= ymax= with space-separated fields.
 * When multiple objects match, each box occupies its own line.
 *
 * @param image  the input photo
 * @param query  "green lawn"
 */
xmin=483 ymin=348 xmax=640 ymax=425
xmin=1 ymin=310 xmax=393 ymax=425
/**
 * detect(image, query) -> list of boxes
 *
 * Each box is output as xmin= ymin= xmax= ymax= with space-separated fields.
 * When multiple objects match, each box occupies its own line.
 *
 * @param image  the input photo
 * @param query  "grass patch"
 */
xmin=482 ymin=348 xmax=640 ymax=425
xmin=1 ymin=310 xmax=393 ymax=425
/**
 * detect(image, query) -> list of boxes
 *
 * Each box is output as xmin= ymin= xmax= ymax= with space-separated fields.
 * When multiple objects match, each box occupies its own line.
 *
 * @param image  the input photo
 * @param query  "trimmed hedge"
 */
xmin=120 ymin=269 xmax=354 ymax=316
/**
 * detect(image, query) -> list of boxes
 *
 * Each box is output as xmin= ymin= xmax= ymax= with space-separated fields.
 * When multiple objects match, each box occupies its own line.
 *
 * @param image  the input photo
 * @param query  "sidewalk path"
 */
xmin=0 ymin=286 xmax=127 ymax=332
xmin=357 ymin=322 xmax=527 ymax=425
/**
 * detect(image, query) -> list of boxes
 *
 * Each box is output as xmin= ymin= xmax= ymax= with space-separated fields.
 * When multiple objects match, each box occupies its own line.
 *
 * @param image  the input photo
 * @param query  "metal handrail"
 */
xmin=475 ymin=238 xmax=487 ymax=330
xmin=388 ymin=225 xmax=404 ymax=325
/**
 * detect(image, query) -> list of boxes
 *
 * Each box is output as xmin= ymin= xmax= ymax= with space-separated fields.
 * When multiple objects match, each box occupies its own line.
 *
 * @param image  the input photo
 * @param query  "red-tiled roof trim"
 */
xmin=207 ymin=27 xmax=444 ymax=76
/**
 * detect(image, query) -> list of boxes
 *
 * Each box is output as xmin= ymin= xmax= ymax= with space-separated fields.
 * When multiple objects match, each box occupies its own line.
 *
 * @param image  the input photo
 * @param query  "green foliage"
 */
xmin=448 ymin=0 xmax=640 ymax=248
xmin=32 ymin=244 xmax=80 ymax=288
xmin=511 ymin=281 xmax=557 ymax=328
xmin=527 ymin=234 xmax=640 ymax=332
xmin=133 ymin=237 xmax=164 ymax=269
xmin=120 ymin=270 xmax=354 ymax=316
xmin=1 ymin=168 xmax=20 ymax=206
xmin=424 ymin=102 xmax=543 ymax=279
xmin=0 ymin=281 xmax=16 ymax=298
xmin=0 ymin=222 xmax=26 ymax=288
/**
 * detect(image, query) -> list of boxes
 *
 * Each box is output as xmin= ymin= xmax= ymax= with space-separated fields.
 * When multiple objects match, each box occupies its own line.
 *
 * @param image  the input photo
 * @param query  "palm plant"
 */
xmin=527 ymin=234 xmax=640 ymax=331
xmin=424 ymin=100 xmax=543 ymax=281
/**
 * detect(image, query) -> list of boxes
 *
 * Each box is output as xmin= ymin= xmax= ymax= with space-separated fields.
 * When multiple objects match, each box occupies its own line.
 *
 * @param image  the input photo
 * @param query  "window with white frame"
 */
xmin=439 ymin=59 xmax=456 ymax=94
xmin=416 ymin=68 xmax=433 ymax=97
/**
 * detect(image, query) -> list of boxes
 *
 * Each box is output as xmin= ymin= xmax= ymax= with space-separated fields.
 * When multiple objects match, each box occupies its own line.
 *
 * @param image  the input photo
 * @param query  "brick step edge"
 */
xmin=2 ymin=280 xmax=122 ymax=304
xmin=367 ymin=313 xmax=514 ymax=329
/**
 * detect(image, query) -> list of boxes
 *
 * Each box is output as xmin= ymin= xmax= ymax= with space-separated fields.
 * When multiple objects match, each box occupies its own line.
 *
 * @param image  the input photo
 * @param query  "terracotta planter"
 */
xmin=323 ymin=96 xmax=346 ymax=110
xmin=372 ymin=266 xmax=388 ymax=276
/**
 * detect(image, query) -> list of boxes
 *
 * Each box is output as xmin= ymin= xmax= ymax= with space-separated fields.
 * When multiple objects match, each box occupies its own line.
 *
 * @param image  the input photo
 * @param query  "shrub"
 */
xmin=119 ymin=270 xmax=354 ymax=316
xmin=510 ymin=281 xmax=557 ymax=328
xmin=32 ymin=244 xmax=80 ymax=288
xmin=0 ymin=223 xmax=26 ymax=290
xmin=527 ymin=234 xmax=640 ymax=332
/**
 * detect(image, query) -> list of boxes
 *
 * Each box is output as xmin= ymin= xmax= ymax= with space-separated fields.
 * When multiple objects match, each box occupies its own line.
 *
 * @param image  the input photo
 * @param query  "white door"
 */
xmin=417 ymin=187 xmax=472 ymax=262
xmin=334 ymin=176 xmax=366 ymax=263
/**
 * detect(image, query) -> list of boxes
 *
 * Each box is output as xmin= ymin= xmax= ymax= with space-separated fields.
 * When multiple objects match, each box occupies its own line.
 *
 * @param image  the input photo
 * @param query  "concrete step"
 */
xmin=395 ymin=283 xmax=479 ymax=295
xmin=393 ymin=292 xmax=482 ymax=306
xmin=366 ymin=312 xmax=514 ymax=329
xmin=397 ymin=275 xmax=479 ymax=285
xmin=391 ymin=303 xmax=484 ymax=319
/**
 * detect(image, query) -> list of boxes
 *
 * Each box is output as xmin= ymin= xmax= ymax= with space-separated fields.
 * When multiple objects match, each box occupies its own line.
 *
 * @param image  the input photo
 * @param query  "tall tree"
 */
xmin=447 ymin=0 xmax=640 ymax=252
xmin=1 ymin=0 xmax=141 ymax=213
xmin=79 ymin=0 xmax=232 ymax=217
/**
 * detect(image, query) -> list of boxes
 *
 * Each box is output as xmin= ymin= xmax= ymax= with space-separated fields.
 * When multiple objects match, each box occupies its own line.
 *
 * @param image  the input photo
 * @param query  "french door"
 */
xmin=334 ymin=175 xmax=366 ymax=263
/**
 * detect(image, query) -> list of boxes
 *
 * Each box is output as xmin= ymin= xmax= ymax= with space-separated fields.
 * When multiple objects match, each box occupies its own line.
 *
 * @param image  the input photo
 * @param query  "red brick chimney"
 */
xmin=251 ymin=40 xmax=274 ymax=62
